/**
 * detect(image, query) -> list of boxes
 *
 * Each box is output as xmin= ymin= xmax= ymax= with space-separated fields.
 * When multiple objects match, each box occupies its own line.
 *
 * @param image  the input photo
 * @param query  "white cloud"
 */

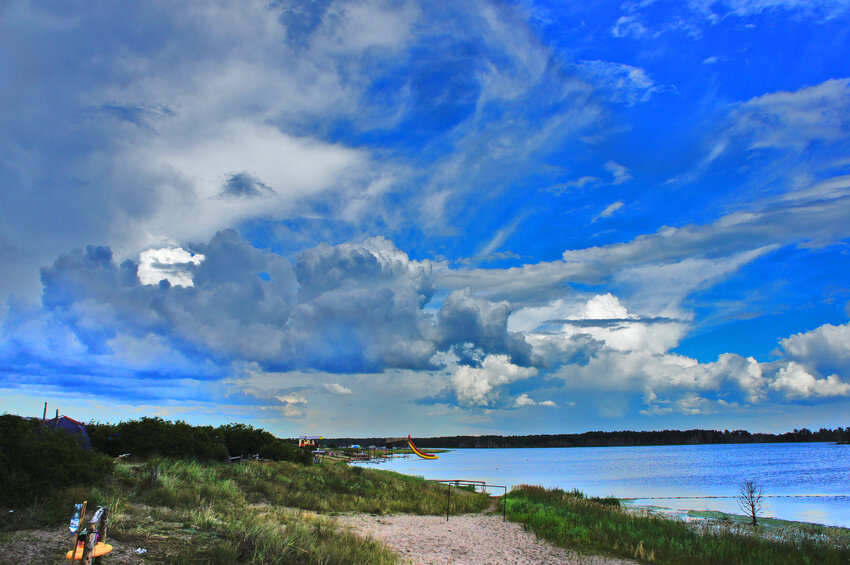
xmin=478 ymin=216 xmax=524 ymax=257
xmin=777 ymin=322 xmax=850 ymax=375
xmin=710 ymin=0 xmax=850 ymax=18
xmin=604 ymin=161 xmax=632 ymax=185
xmin=593 ymin=201 xmax=624 ymax=222
xmin=640 ymin=392 xmax=721 ymax=416
xmin=138 ymin=247 xmax=204 ymax=287
xmin=574 ymin=293 xmax=632 ymax=320
xmin=780 ymin=174 xmax=850 ymax=204
xmin=441 ymin=202 xmax=822 ymax=310
xmin=515 ymin=393 xmax=536 ymax=406
xmin=613 ymin=247 xmax=776 ymax=318
xmin=451 ymin=354 xmax=538 ymax=407
xmin=324 ymin=383 xmax=353 ymax=395
xmin=731 ymin=78 xmax=850 ymax=153
xmin=514 ymin=394 xmax=557 ymax=407
xmin=579 ymin=60 xmax=663 ymax=105
xmin=611 ymin=15 xmax=651 ymax=38
xmin=770 ymin=362 xmax=850 ymax=398
xmin=314 ymin=0 xmax=420 ymax=53
xmin=276 ymin=393 xmax=307 ymax=405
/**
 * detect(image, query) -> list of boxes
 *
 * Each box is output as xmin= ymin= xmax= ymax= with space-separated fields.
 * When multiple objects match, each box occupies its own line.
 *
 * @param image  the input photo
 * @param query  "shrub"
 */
xmin=87 ymin=418 xmax=310 ymax=464
xmin=0 ymin=414 xmax=114 ymax=507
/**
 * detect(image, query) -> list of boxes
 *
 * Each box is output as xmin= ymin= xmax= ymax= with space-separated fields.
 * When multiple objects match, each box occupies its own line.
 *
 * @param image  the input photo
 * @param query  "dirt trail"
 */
xmin=338 ymin=513 xmax=638 ymax=565
xmin=0 ymin=529 xmax=145 ymax=565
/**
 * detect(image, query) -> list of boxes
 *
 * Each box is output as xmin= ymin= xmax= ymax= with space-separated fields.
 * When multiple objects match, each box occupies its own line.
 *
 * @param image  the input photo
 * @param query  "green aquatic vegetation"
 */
xmin=506 ymin=485 xmax=850 ymax=565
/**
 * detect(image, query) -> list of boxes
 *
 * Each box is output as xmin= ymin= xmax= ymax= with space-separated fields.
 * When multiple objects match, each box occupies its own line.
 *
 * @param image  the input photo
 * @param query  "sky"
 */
xmin=2 ymin=0 xmax=850 ymax=438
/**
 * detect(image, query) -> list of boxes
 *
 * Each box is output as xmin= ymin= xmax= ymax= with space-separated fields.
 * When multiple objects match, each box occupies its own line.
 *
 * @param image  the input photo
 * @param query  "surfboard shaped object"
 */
xmin=66 ymin=542 xmax=113 ymax=561
xmin=407 ymin=435 xmax=438 ymax=459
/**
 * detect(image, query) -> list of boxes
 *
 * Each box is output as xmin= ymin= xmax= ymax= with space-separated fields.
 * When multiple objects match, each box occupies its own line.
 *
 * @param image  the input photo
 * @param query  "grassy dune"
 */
xmin=505 ymin=485 xmax=850 ymax=565
xmin=1 ymin=458 xmax=489 ymax=564
xmin=5 ymin=458 xmax=848 ymax=564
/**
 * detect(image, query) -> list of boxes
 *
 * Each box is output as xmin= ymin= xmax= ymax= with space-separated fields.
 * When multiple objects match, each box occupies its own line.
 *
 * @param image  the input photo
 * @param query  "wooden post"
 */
xmin=446 ymin=484 xmax=451 ymax=522
xmin=42 ymin=402 xmax=47 ymax=422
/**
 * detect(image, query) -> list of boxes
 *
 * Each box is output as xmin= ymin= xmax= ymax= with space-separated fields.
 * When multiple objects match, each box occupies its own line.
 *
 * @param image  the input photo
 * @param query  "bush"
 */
xmin=0 ymin=414 xmax=114 ymax=507
xmin=87 ymin=418 xmax=310 ymax=464
xmin=88 ymin=417 xmax=228 ymax=461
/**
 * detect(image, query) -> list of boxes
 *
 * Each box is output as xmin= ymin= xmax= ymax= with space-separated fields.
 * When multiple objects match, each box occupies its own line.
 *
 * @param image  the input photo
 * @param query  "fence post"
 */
xmin=446 ymin=484 xmax=451 ymax=522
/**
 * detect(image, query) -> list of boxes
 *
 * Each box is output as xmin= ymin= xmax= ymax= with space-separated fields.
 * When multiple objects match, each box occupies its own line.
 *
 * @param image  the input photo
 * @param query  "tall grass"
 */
xmin=222 ymin=460 xmax=490 ymax=515
xmin=506 ymin=485 xmax=850 ymax=565
xmin=4 ymin=457 xmax=488 ymax=563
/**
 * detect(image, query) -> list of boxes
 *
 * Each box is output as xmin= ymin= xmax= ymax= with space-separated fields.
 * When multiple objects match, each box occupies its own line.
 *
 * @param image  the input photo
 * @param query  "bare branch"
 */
xmin=737 ymin=479 xmax=764 ymax=526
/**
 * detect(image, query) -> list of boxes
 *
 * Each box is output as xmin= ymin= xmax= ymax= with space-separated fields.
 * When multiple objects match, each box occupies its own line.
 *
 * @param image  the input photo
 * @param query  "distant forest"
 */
xmin=329 ymin=427 xmax=850 ymax=449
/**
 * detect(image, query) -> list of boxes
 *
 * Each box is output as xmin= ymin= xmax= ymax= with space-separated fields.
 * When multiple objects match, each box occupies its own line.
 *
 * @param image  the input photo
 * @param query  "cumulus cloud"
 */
xmin=515 ymin=393 xmax=536 ymax=406
xmin=138 ymin=248 xmax=204 ymax=287
xmin=517 ymin=293 xmax=688 ymax=357
xmin=640 ymin=392 xmax=723 ymax=416
xmin=276 ymin=393 xmax=307 ymax=405
xmin=4 ymin=1 xmax=850 ymax=435
xmin=16 ymin=231 xmax=544 ymax=389
xmin=0 ymin=0 xmax=610 ymax=309
xmin=776 ymin=322 xmax=850 ymax=376
xmin=323 ymin=383 xmax=353 ymax=395
xmin=451 ymin=354 xmax=538 ymax=407
xmin=770 ymin=362 xmax=850 ymax=399
xmin=221 ymin=172 xmax=275 ymax=198
xmin=514 ymin=393 xmax=557 ymax=408
xmin=437 ymin=288 xmax=535 ymax=366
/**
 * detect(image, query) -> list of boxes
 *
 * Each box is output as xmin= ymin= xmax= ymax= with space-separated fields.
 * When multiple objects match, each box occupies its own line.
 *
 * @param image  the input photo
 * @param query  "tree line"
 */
xmin=87 ymin=417 xmax=313 ymax=463
xmin=332 ymin=427 xmax=850 ymax=449
xmin=0 ymin=414 xmax=312 ymax=508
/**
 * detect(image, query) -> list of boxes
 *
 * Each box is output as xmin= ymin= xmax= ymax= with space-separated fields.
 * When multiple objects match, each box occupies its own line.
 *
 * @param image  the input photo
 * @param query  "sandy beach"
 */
xmin=338 ymin=513 xmax=638 ymax=565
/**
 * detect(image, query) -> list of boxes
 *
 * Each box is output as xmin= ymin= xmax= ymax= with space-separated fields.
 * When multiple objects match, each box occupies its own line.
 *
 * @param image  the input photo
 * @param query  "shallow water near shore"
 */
xmin=353 ymin=443 xmax=850 ymax=527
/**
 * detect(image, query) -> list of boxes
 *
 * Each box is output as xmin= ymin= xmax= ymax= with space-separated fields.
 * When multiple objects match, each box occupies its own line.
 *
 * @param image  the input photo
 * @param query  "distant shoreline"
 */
xmin=328 ymin=427 xmax=849 ymax=449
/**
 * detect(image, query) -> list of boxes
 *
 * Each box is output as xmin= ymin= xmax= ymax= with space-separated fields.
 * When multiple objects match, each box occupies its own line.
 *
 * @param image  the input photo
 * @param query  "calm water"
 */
xmin=354 ymin=443 xmax=850 ymax=527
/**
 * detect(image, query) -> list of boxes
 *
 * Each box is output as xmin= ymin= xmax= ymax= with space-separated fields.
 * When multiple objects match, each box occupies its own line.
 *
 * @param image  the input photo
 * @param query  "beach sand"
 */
xmin=338 ymin=513 xmax=638 ymax=565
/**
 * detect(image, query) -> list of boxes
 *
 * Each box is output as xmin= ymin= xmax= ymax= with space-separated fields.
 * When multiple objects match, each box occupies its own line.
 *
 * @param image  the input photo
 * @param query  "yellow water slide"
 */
xmin=407 ymin=435 xmax=438 ymax=459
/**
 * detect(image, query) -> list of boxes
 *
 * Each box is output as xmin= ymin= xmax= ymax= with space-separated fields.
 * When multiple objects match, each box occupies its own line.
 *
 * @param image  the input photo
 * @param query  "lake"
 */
xmin=353 ymin=443 xmax=850 ymax=527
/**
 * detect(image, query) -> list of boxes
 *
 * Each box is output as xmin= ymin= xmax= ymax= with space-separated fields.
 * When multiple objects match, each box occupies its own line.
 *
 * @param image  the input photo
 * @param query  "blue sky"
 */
xmin=2 ymin=0 xmax=850 ymax=437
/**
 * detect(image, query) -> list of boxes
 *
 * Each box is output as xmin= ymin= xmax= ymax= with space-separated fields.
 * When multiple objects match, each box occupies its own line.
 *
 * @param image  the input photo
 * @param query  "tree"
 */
xmin=737 ymin=479 xmax=764 ymax=526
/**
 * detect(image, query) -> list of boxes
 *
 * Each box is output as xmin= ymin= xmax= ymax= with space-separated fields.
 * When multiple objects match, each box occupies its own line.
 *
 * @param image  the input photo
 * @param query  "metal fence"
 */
xmin=429 ymin=479 xmax=508 ymax=522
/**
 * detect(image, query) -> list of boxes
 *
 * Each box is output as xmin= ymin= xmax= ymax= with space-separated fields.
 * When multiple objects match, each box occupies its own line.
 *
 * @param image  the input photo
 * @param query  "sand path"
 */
xmin=338 ymin=513 xmax=638 ymax=565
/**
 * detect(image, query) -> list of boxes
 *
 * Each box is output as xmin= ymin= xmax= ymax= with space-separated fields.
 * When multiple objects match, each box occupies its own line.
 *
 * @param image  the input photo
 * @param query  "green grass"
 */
xmin=506 ymin=485 xmax=850 ymax=565
xmin=2 ymin=458 xmax=490 ymax=564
